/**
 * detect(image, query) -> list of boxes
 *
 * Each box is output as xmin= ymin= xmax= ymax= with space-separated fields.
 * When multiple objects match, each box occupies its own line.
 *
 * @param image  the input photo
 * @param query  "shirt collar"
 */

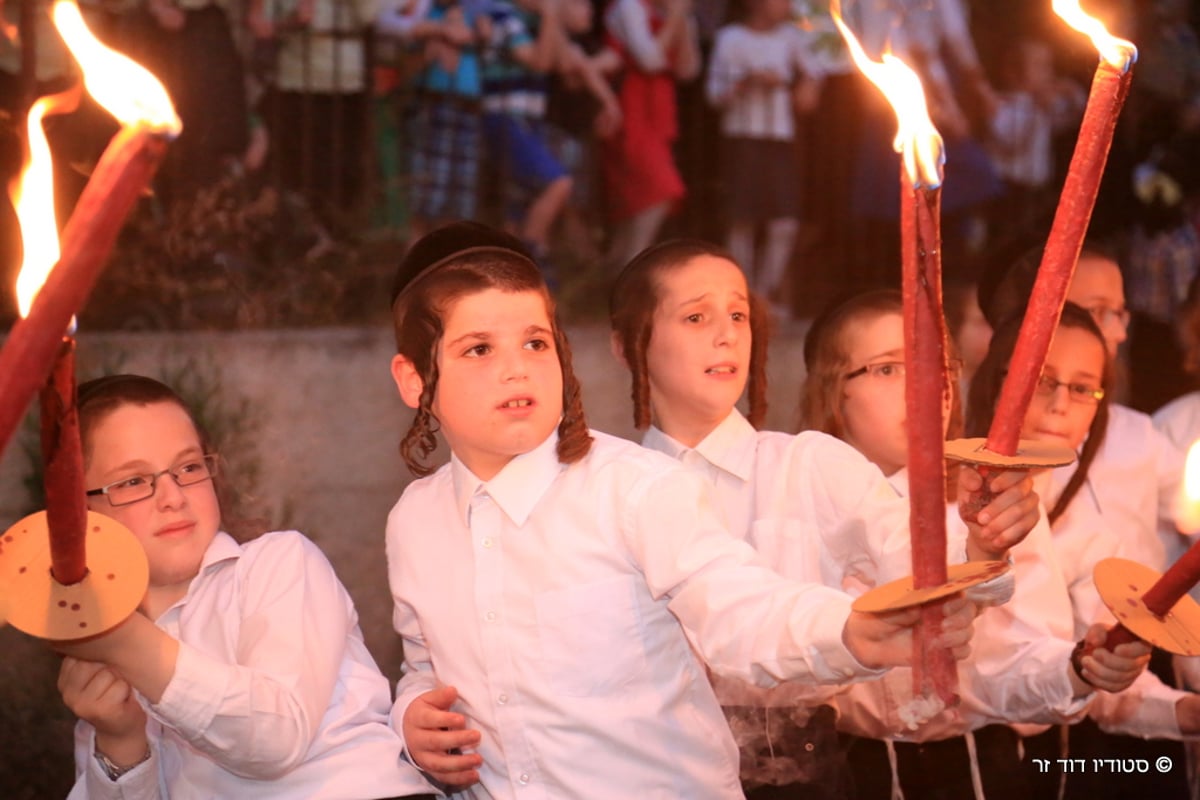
xmin=200 ymin=531 xmax=242 ymax=571
xmin=643 ymin=409 xmax=757 ymax=482
xmin=451 ymin=429 xmax=565 ymax=527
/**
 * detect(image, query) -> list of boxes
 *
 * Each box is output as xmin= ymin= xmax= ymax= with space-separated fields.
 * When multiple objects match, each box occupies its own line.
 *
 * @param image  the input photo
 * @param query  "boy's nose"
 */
xmin=155 ymin=474 xmax=188 ymax=509
xmin=715 ymin=317 xmax=739 ymax=346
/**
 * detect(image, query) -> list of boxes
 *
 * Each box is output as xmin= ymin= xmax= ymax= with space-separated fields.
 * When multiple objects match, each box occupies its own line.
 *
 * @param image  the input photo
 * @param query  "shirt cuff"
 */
xmin=801 ymin=593 xmax=888 ymax=683
xmin=83 ymin=733 xmax=159 ymax=799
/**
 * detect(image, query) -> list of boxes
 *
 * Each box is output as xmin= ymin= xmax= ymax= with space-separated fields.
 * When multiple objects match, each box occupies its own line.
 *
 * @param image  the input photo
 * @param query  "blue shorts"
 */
xmin=483 ymin=113 xmax=567 ymax=215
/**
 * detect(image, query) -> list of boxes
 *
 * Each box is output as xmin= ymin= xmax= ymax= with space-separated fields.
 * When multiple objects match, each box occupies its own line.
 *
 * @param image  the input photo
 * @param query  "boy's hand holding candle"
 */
xmin=1065 ymin=623 xmax=1150 ymax=698
xmin=957 ymin=465 xmax=1040 ymax=560
xmin=843 ymin=595 xmax=979 ymax=670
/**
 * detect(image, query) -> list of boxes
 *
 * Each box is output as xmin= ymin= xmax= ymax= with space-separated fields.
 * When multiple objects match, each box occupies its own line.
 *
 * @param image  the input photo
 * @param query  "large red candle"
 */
xmin=830 ymin=0 xmax=956 ymax=704
xmin=902 ymin=177 xmax=957 ymax=705
xmin=0 ymin=125 xmax=170 ymax=461
xmin=985 ymin=27 xmax=1134 ymax=455
xmin=40 ymin=336 xmax=88 ymax=585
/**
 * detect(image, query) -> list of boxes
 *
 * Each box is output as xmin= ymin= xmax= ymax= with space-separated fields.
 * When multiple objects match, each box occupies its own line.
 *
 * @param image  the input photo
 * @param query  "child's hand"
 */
xmin=403 ymin=685 xmax=483 ymax=786
xmin=958 ymin=466 xmax=1039 ymax=560
xmin=1070 ymin=623 xmax=1151 ymax=695
xmin=842 ymin=595 xmax=977 ymax=669
xmin=58 ymin=657 xmax=148 ymax=760
xmin=1176 ymin=694 xmax=1200 ymax=735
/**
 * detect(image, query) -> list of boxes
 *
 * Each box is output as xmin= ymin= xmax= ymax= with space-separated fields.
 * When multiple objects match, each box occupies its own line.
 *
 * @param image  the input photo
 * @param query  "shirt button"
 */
xmin=518 ymin=773 xmax=530 ymax=785
xmin=498 ymin=693 xmax=508 ymax=705
xmin=485 ymin=611 xmax=497 ymax=622
xmin=482 ymin=537 xmax=493 ymax=548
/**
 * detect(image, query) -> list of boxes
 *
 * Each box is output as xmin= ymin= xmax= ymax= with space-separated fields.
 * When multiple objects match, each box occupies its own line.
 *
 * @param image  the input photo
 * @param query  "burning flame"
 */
xmin=52 ymin=1 xmax=181 ymax=132
xmin=1052 ymin=0 xmax=1137 ymax=71
xmin=1179 ymin=440 xmax=1200 ymax=534
xmin=12 ymin=96 xmax=64 ymax=318
xmin=829 ymin=0 xmax=943 ymax=189
xmin=11 ymin=1 xmax=180 ymax=319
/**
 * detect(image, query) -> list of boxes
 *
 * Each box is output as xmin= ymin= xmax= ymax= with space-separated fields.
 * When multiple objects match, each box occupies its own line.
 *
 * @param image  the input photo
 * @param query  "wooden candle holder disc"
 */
xmin=0 ymin=510 xmax=148 ymax=641
xmin=852 ymin=560 xmax=1011 ymax=613
xmin=943 ymin=437 xmax=1077 ymax=470
xmin=1094 ymin=557 xmax=1200 ymax=656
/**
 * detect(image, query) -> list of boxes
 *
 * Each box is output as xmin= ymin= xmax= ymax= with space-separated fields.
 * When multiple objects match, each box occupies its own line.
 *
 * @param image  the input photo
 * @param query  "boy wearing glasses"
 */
xmin=979 ymin=244 xmax=1185 ymax=576
xmin=56 ymin=375 xmax=434 ymax=799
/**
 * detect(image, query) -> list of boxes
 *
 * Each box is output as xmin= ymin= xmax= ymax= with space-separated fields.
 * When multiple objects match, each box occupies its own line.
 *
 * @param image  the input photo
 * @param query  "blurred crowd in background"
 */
xmin=0 ymin=0 xmax=1197 ymax=401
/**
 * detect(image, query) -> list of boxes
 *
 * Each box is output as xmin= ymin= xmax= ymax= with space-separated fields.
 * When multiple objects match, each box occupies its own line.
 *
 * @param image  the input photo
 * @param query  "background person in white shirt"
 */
xmin=705 ymin=0 xmax=820 ymax=317
xmin=384 ymin=222 xmax=979 ymax=798
xmin=979 ymin=243 xmax=1186 ymax=573
xmin=802 ymin=292 xmax=1149 ymax=800
xmin=967 ymin=305 xmax=1200 ymax=800
xmin=603 ymin=240 xmax=1042 ymax=799
xmin=56 ymin=375 xmax=432 ymax=800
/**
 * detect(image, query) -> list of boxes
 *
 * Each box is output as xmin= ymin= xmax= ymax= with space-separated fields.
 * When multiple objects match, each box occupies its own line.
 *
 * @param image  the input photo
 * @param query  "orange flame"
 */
xmin=12 ymin=95 xmax=66 ymax=318
xmin=1053 ymin=0 xmax=1136 ymax=70
xmin=52 ymin=1 xmax=181 ymax=132
xmin=12 ymin=2 xmax=180 ymax=318
xmin=829 ymin=0 xmax=943 ymax=188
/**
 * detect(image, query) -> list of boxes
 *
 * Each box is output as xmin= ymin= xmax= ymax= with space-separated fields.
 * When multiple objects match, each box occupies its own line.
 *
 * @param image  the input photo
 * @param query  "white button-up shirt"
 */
xmin=1052 ymin=403 xmax=1185 ymax=573
xmin=642 ymin=412 xmax=1079 ymax=741
xmin=1044 ymin=472 xmax=1193 ymax=741
xmin=643 ymin=411 xmax=926 ymax=594
xmin=387 ymin=429 xmax=884 ymax=800
xmin=837 ymin=470 xmax=1087 ymax=742
xmin=69 ymin=531 xmax=430 ymax=800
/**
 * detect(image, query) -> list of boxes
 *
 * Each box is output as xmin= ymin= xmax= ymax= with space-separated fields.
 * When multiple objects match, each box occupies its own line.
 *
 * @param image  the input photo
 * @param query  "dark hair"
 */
xmin=608 ymin=239 xmax=769 ymax=430
xmin=78 ymin=374 xmax=208 ymax=463
xmin=391 ymin=223 xmax=592 ymax=477
xmin=965 ymin=302 xmax=1111 ymax=524
xmin=978 ymin=241 xmax=1121 ymax=330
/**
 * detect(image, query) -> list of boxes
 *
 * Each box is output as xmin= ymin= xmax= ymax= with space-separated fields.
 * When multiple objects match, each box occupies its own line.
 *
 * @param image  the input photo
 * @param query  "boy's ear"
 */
xmin=609 ymin=331 xmax=628 ymax=368
xmin=391 ymin=354 xmax=425 ymax=410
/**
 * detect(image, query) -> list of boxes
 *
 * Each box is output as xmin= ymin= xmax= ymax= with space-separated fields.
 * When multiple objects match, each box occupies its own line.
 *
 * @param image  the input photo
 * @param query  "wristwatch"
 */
xmin=95 ymin=748 xmax=151 ymax=781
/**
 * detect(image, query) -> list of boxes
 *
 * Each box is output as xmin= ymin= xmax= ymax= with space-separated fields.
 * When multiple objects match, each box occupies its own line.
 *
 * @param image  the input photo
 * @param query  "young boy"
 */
xmin=384 ymin=222 xmax=980 ymax=798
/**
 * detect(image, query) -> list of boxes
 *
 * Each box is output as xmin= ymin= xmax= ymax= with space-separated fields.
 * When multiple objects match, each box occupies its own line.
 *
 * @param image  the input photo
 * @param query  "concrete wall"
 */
xmin=0 ymin=321 xmax=812 ymax=685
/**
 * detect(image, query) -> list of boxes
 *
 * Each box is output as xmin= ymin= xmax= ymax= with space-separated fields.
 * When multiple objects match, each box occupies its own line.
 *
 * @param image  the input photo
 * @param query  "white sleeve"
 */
xmin=808 ymin=440 xmax=929 ymax=589
xmin=148 ymin=534 xmax=354 ymax=780
xmin=705 ymin=29 xmax=737 ymax=107
xmin=605 ymin=0 xmax=668 ymax=72
xmin=1090 ymin=669 xmax=1190 ymax=740
xmin=68 ymin=723 xmax=162 ymax=800
xmin=621 ymin=466 xmax=886 ymax=687
xmin=388 ymin=596 xmax=441 ymax=754
xmin=963 ymin=512 xmax=1090 ymax=724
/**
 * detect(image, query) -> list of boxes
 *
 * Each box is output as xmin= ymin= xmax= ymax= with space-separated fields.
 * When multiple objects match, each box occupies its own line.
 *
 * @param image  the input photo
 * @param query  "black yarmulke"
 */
xmin=389 ymin=221 xmax=534 ymax=306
